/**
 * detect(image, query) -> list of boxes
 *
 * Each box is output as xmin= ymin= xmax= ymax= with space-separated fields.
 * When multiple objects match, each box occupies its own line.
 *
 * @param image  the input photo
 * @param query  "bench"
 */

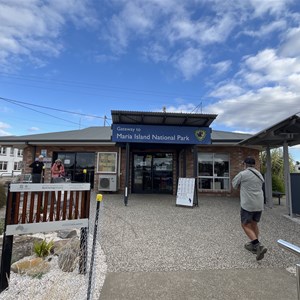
xmin=272 ymin=191 xmax=285 ymax=205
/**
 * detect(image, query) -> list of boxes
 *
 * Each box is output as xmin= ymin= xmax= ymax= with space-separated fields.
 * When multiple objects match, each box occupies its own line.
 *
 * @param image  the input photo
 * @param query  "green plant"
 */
xmin=0 ymin=184 xmax=6 ymax=209
xmin=33 ymin=239 xmax=54 ymax=258
xmin=272 ymin=174 xmax=285 ymax=193
xmin=0 ymin=218 xmax=4 ymax=235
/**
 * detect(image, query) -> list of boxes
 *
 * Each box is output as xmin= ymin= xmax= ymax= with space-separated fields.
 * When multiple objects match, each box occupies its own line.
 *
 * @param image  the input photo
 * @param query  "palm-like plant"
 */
xmin=259 ymin=148 xmax=296 ymax=193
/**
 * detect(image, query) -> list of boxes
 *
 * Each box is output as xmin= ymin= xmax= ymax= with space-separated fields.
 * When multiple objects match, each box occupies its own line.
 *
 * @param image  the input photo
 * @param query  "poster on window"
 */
xmin=97 ymin=152 xmax=117 ymax=173
xmin=176 ymin=177 xmax=196 ymax=207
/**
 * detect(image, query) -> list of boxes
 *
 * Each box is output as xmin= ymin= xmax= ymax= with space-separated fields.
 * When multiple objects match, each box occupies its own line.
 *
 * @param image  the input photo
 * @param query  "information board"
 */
xmin=176 ymin=177 xmax=196 ymax=207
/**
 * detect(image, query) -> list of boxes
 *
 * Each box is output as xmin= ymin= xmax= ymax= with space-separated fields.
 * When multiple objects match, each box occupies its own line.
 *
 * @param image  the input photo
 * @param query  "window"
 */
xmin=10 ymin=148 xmax=14 ymax=156
xmin=198 ymin=153 xmax=230 ymax=191
xmin=14 ymin=162 xmax=21 ymax=170
xmin=0 ymin=147 xmax=6 ymax=155
xmin=0 ymin=161 xmax=8 ymax=171
xmin=17 ymin=149 xmax=23 ymax=156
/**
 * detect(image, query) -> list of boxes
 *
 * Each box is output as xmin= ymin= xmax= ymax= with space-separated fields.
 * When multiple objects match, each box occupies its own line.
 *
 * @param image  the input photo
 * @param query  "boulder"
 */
xmin=11 ymin=257 xmax=50 ymax=276
xmin=57 ymin=229 xmax=77 ymax=239
xmin=0 ymin=235 xmax=43 ymax=264
xmin=53 ymin=237 xmax=80 ymax=256
xmin=58 ymin=248 xmax=78 ymax=272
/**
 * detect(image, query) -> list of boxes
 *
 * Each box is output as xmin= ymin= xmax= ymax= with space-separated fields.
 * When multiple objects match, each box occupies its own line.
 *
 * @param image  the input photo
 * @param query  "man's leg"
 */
xmin=241 ymin=222 xmax=258 ymax=241
xmin=242 ymin=223 xmax=267 ymax=260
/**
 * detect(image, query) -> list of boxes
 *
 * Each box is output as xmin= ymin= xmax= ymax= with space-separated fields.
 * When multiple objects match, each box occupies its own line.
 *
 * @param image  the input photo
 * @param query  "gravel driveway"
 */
xmin=97 ymin=194 xmax=300 ymax=273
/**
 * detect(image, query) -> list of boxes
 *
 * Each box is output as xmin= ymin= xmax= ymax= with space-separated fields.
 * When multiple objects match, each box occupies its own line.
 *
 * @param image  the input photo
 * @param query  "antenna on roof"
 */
xmin=104 ymin=115 xmax=107 ymax=126
xmin=162 ymin=106 xmax=166 ymax=113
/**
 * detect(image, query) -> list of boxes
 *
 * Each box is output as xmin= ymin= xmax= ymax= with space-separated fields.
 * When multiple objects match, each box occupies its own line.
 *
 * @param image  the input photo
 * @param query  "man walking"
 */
xmin=29 ymin=155 xmax=45 ymax=183
xmin=232 ymin=157 xmax=267 ymax=261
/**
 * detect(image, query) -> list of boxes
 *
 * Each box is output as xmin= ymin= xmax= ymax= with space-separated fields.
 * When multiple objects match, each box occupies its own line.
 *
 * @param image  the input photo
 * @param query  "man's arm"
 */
xmin=232 ymin=172 xmax=242 ymax=189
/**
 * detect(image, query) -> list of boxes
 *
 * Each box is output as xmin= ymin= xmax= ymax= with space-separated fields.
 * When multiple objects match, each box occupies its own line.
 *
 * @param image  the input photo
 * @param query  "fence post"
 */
xmin=87 ymin=194 xmax=102 ymax=300
xmin=0 ymin=184 xmax=15 ymax=292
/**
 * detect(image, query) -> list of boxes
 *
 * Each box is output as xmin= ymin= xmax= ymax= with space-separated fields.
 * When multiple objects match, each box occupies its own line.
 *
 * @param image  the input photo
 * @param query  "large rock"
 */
xmin=56 ymin=236 xmax=80 ymax=272
xmin=58 ymin=248 xmax=79 ymax=272
xmin=53 ymin=237 xmax=80 ymax=256
xmin=0 ymin=235 xmax=43 ymax=265
xmin=57 ymin=229 xmax=77 ymax=239
xmin=11 ymin=257 xmax=50 ymax=276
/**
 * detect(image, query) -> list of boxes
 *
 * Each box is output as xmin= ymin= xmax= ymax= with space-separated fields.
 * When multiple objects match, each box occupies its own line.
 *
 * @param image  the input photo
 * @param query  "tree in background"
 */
xmin=259 ymin=148 xmax=296 ymax=193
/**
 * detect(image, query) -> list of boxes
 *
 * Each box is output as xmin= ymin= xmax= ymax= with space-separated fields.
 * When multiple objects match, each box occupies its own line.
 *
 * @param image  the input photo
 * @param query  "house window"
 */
xmin=10 ymin=148 xmax=14 ymax=156
xmin=198 ymin=153 xmax=230 ymax=191
xmin=17 ymin=149 xmax=23 ymax=156
xmin=0 ymin=147 xmax=6 ymax=155
xmin=0 ymin=161 xmax=8 ymax=171
xmin=14 ymin=162 xmax=21 ymax=170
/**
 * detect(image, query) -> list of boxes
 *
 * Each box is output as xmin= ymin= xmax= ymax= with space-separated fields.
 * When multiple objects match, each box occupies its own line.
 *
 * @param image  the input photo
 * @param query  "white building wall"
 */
xmin=0 ymin=146 xmax=23 ymax=177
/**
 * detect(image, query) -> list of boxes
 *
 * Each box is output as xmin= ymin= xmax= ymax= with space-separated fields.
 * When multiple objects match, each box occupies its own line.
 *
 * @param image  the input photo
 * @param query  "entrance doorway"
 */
xmin=132 ymin=152 xmax=173 ymax=194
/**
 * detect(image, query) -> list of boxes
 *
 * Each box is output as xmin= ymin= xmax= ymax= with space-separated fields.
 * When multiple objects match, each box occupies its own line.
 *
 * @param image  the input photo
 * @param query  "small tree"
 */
xmin=0 ymin=184 xmax=6 ymax=209
xmin=260 ymin=148 xmax=296 ymax=193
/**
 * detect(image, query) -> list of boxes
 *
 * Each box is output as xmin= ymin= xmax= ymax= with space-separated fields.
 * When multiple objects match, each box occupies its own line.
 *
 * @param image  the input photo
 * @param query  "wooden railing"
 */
xmin=4 ymin=183 xmax=91 ymax=236
xmin=6 ymin=189 xmax=90 ymax=225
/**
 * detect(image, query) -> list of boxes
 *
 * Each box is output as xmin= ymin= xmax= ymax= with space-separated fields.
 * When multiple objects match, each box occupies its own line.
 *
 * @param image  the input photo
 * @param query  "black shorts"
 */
xmin=241 ymin=208 xmax=262 ymax=224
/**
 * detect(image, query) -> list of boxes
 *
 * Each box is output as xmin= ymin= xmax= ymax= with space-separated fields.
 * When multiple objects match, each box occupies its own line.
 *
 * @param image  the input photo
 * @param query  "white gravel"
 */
xmin=0 ymin=191 xmax=108 ymax=300
xmin=0 ymin=233 xmax=107 ymax=300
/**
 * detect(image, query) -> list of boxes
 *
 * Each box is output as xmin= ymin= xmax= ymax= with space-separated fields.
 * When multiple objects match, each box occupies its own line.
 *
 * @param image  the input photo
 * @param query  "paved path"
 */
xmin=97 ymin=194 xmax=300 ymax=299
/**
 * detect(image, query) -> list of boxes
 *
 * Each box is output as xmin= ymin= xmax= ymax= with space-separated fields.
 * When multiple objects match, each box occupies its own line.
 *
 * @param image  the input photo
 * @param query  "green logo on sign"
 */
xmin=194 ymin=129 xmax=206 ymax=141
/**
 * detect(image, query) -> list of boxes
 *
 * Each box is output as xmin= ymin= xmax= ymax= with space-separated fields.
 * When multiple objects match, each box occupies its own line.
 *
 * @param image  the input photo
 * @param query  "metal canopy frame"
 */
xmin=239 ymin=113 xmax=300 ymax=147
xmin=111 ymin=110 xmax=217 ymax=127
xmin=239 ymin=113 xmax=300 ymax=216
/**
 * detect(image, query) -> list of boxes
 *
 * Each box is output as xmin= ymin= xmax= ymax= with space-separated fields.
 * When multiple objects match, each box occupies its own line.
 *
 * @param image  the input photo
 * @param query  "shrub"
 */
xmin=0 ymin=218 xmax=4 ymax=235
xmin=272 ymin=175 xmax=285 ymax=193
xmin=33 ymin=239 xmax=54 ymax=258
xmin=0 ymin=184 xmax=6 ymax=209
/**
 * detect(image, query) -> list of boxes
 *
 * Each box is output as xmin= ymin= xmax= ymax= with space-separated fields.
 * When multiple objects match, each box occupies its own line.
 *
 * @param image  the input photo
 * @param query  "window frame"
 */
xmin=0 ymin=161 xmax=8 ymax=171
xmin=198 ymin=152 xmax=230 ymax=191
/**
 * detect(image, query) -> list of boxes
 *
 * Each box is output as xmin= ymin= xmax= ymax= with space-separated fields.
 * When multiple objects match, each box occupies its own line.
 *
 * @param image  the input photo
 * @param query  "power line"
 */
xmin=0 ymin=72 xmax=204 ymax=101
xmin=1 ymin=97 xmax=81 ymax=126
xmin=0 ymin=96 xmax=111 ymax=120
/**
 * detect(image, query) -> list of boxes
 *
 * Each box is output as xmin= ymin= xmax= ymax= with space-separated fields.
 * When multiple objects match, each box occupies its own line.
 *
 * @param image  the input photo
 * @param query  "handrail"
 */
xmin=278 ymin=239 xmax=300 ymax=257
xmin=277 ymin=239 xmax=300 ymax=300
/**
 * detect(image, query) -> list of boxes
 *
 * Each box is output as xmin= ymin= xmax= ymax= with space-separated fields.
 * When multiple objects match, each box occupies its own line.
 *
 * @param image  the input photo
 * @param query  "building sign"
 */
xmin=112 ymin=124 xmax=211 ymax=144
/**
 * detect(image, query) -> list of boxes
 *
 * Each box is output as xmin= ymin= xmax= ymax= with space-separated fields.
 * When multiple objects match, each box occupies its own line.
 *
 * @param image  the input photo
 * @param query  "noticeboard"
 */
xmin=176 ymin=177 xmax=197 ymax=207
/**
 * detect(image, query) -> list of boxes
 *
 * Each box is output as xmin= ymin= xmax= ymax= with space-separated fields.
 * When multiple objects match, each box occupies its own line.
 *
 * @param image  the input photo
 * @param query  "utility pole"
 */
xmin=104 ymin=115 xmax=107 ymax=126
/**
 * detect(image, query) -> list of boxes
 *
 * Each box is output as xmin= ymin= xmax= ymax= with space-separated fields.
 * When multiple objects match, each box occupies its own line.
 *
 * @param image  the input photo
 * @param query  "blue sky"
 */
xmin=1 ymin=0 xmax=300 ymax=161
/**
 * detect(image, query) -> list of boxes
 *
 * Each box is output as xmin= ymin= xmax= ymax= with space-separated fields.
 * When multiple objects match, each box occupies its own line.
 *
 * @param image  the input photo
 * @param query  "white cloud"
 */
xmin=242 ymin=20 xmax=287 ymax=37
xmin=206 ymin=85 xmax=300 ymax=132
xmin=248 ymin=0 xmax=293 ymax=17
xmin=28 ymin=127 xmax=40 ymax=132
xmin=280 ymin=27 xmax=300 ymax=57
xmin=240 ymin=49 xmax=300 ymax=87
xmin=212 ymin=60 xmax=232 ymax=75
xmin=209 ymin=83 xmax=244 ymax=98
xmin=172 ymin=48 xmax=204 ymax=80
xmin=163 ymin=103 xmax=196 ymax=113
xmin=0 ymin=121 xmax=11 ymax=136
xmin=0 ymin=0 xmax=97 ymax=69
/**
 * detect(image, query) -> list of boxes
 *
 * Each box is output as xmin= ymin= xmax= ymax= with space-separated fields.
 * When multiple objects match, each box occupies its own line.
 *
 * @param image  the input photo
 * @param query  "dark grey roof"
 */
xmin=212 ymin=130 xmax=252 ymax=144
xmin=239 ymin=113 xmax=300 ymax=147
xmin=0 ymin=126 xmax=251 ymax=147
xmin=0 ymin=126 xmax=112 ymax=146
xmin=111 ymin=110 xmax=217 ymax=127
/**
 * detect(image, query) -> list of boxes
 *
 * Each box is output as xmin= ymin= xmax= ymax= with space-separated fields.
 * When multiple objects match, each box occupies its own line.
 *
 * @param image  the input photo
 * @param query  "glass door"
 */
xmin=132 ymin=153 xmax=173 ymax=193
xmin=133 ymin=154 xmax=152 ymax=193
xmin=153 ymin=153 xmax=173 ymax=193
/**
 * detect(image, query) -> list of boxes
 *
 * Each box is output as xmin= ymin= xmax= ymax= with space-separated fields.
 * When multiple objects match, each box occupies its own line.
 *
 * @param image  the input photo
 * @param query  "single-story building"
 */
xmin=0 ymin=110 xmax=261 ymax=199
